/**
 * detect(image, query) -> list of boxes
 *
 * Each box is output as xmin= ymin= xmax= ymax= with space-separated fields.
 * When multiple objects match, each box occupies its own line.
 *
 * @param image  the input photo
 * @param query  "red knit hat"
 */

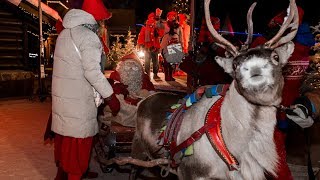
xmin=82 ymin=0 xmax=112 ymax=21
xmin=167 ymin=11 xmax=177 ymax=21
xmin=211 ymin=17 xmax=221 ymax=30
xmin=155 ymin=8 xmax=162 ymax=17
xmin=121 ymin=53 xmax=140 ymax=61
xmin=55 ymin=20 xmax=64 ymax=34
xmin=178 ymin=14 xmax=187 ymax=22
xmin=268 ymin=6 xmax=304 ymax=28
xmin=201 ymin=16 xmax=220 ymax=30
xmin=148 ymin=12 xmax=155 ymax=20
xmin=119 ymin=53 xmax=143 ymax=70
xmin=146 ymin=18 xmax=155 ymax=26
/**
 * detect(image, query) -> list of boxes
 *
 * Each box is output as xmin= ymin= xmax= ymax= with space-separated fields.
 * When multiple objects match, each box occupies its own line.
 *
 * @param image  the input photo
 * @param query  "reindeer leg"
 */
xmin=129 ymin=165 xmax=144 ymax=180
xmin=131 ymin=134 xmax=148 ymax=159
xmin=129 ymin=134 xmax=148 ymax=179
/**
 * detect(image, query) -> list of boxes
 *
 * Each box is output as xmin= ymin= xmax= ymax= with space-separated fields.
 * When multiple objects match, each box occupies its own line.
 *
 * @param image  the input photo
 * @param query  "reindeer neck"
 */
xmin=220 ymin=82 xmax=278 ymax=176
xmin=222 ymin=82 xmax=256 ymax=130
xmin=220 ymin=82 xmax=277 ymax=148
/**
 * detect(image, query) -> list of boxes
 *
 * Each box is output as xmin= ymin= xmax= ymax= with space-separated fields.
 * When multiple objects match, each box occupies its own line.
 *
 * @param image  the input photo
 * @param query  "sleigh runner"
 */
xmin=94 ymin=121 xmax=135 ymax=173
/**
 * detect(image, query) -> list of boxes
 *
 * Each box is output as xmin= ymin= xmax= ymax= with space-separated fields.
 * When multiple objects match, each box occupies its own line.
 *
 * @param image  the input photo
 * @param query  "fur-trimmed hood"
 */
xmin=63 ymin=9 xmax=97 ymax=29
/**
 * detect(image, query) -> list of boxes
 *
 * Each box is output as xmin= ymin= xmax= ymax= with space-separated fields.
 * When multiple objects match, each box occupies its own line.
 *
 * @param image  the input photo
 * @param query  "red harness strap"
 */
xmin=163 ymin=87 xmax=207 ymax=147
xmin=169 ymin=121 xmax=214 ymax=166
xmin=205 ymin=97 xmax=239 ymax=170
xmin=169 ymin=97 xmax=239 ymax=170
xmin=163 ymin=100 xmax=187 ymax=147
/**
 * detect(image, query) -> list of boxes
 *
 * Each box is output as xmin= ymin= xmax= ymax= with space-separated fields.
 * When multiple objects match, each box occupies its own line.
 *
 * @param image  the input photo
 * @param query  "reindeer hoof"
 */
xmin=101 ymin=165 xmax=114 ymax=173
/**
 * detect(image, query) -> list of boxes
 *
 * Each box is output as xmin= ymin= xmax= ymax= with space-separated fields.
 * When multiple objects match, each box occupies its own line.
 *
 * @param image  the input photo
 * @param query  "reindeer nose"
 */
xmin=250 ymin=67 xmax=262 ymax=77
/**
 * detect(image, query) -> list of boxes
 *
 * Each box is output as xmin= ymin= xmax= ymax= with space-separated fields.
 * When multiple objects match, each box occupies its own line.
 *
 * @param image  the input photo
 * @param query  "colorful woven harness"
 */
xmin=158 ymin=84 xmax=239 ymax=170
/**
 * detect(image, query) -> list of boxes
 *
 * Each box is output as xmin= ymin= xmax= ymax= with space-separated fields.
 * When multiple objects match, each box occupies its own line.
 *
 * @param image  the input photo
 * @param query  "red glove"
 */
xmin=107 ymin=78 xmax=115 ymax=85
xmin=124 ymin=97 xmax=142 ymax=106
xmin=104 ymin=94 xmax=120 ymax=116
xmin=112 ymin=83 xmax=129 ymax=98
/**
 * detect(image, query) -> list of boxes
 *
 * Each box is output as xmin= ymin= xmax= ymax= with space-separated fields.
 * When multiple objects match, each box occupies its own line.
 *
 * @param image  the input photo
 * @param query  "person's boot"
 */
xmin=54 ymin=167 xmax=68 ymax=180
xmin=81 ymin=168 xmax=98 ymax=179
xmin=164 ymin=67 xmax=171 ymax=81
xmin=168 ymin=66 xmax=175 ymax=81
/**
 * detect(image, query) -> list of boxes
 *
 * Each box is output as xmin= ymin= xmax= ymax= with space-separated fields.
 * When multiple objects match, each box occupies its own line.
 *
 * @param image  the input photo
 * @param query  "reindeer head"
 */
xmin=205 ymin=0 xmax=299 ymax=106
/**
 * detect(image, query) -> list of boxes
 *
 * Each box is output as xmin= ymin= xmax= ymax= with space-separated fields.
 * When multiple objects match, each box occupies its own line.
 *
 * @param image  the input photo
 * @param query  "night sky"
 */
xmin=134 ymin=0 xmax=319 ymax=34
xmin=66 ymin=0 xmax=319 ymax=34
xmin=210 ymin=0 xmax=319 ymax=33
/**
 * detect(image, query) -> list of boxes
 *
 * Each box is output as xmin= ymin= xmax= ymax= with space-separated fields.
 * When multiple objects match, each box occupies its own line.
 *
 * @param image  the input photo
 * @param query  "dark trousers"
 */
xmin=144 ymin=50 xmax=159 ymax=76
xmin=163 ymin=61 xmax=175 ymax=81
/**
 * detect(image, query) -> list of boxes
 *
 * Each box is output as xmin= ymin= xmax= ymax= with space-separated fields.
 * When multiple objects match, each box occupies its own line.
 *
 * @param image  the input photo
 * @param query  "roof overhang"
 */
xmin=7 ymin=0 xmax=62 ymax=21
xmin=47 ymin=1 xmax=69 ymax=10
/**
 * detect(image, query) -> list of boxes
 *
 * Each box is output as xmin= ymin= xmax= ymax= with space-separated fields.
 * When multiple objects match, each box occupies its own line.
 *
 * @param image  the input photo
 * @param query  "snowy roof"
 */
xmin=7 ymin=0 xmax=62 ymax=21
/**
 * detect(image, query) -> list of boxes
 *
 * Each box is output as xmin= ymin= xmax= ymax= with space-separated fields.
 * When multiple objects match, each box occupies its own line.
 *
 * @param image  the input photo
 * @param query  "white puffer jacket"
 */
xmin=51 ymin=9 xmax=113 ymax=138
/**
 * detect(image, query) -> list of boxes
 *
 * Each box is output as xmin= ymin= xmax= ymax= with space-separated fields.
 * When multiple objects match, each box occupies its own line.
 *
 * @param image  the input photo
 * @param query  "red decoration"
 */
xmin=55 ymin=20 xmax=63 ymax=34
xmin=82 ymin=0 xmax=112 ymax=21
xmin=268 ymin=6 xmax=304 ymax=28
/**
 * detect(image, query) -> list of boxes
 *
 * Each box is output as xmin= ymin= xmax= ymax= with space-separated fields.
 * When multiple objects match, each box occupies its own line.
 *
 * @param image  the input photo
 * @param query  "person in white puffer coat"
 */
xmin=51 ymin=8 xmax=113 ymax=180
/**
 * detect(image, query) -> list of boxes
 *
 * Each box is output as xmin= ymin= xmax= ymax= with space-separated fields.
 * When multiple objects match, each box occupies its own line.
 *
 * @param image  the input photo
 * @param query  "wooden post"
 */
xmin=23 ymin=23 xmax=28 ymax=67
xmin=38 ymin=0 xmax=46 ymax=101
xmin=188 ymin=0 xmax=195 ymax=52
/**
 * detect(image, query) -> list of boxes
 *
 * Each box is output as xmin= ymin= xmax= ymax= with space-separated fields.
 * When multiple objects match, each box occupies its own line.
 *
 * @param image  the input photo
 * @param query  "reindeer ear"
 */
xmin=274 ymin=41 xmax=295 ymax=67
xmin=215 ymin=56 xmax=233 ymax=74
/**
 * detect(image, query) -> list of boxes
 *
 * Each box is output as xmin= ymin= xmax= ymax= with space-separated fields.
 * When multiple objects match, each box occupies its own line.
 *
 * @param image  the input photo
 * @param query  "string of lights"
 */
xmin=27 ymin=30 xmax=39 ymax=38
xmin=17 ymin=6 xmax=55 ymax=37
xmin=111 ymin=34 xmax=125 ymax=38
xmin=27 ymin=30 xmax=52 ymax=38
xmin=18 ymin=6 xmax=53 ymax=28
xmin=172 ymin=0 xmax=190 ymax=14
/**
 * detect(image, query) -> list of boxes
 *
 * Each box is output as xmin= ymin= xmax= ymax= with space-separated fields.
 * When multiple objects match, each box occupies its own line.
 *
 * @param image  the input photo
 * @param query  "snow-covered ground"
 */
xmin=0 ymin=99 xmax=176 ymax=180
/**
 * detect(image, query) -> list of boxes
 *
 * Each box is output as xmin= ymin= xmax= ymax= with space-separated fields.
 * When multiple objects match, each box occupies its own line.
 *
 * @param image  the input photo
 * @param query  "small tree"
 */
xmin=106 ymin=34 xmax=124 ymax=69
xmin=123 ymin=29 xmax=136 ymax=55
xmin=106 ymin=29 xmax=137 ymax=69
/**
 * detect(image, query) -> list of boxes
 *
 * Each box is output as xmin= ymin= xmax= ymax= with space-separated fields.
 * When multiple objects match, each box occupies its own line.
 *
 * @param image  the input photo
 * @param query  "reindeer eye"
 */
xmin=273 ymin=54 xmax=279 ymax=62
xmin=271 ymin=53 xmax=279 ymax=65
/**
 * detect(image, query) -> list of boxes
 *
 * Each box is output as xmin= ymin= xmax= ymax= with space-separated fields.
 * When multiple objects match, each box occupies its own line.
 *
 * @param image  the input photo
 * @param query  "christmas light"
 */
xmin=17 ymin=5 xmax=55 ymax=36
xmin=172 ymin=0 xmax=190 ymax=14
xmin=137 ymin=51 xmax=145 ymax=58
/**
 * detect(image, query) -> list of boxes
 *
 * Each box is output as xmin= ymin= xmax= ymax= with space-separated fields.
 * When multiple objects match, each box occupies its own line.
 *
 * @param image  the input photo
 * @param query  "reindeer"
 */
xmin=99 ymin=0 xmax=299 ymax=179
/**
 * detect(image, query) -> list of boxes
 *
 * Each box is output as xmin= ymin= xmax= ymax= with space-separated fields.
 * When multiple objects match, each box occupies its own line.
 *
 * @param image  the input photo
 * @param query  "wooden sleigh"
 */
xmin=94 ymin=120 xmax=135 ymax=173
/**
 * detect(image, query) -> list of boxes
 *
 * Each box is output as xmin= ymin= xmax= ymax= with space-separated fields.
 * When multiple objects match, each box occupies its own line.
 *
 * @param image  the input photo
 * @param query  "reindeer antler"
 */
xmin=241 ymin=2 xmax=257 ymax=51
xmin=265 ymin=0 xmax=299 ymax=49
xmin=310 ymin=23 xmax=320 ymax=34
xmin=204 ymin=0 xmax=239 ymax=57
